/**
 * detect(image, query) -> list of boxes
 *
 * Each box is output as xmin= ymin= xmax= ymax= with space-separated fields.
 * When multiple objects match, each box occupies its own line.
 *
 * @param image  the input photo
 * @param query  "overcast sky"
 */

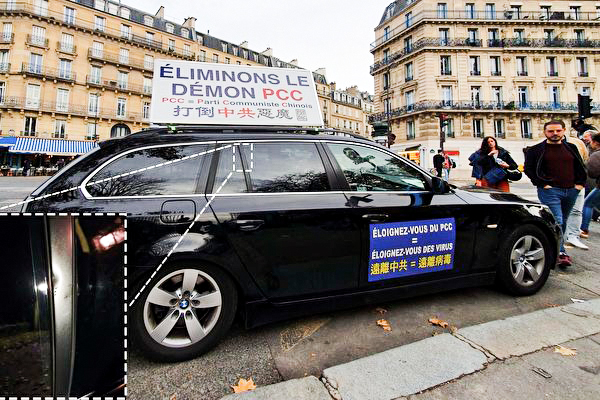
xmin=121 ymin=0 xmax=390 ymax=93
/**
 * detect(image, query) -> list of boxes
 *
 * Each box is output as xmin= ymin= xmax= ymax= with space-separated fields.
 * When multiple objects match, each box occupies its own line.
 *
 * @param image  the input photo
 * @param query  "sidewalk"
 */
xmin=222 ymin=299 xmax=600 ymax=400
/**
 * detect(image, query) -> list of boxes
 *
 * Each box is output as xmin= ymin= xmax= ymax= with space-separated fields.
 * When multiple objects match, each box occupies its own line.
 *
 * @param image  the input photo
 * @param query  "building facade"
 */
xmin=370 ymin=0 xmax=600 ymax=169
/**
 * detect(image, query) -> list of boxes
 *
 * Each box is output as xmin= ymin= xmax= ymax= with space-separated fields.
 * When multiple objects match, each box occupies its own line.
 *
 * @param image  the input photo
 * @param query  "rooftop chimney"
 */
xmin=155 ymin=6 xmax=164 ymax=19
xmin=183 ymin=17 xmax=197 ymax=29
xmin=315 ymin=67 xmax=327 ymax=79
xmin=290 ymin=59 xmax=298 ymax=66
xmin=261 ymin=48 xmax=273 ymax=57
xmin=240 ymin=41 xmax=249 ymax=48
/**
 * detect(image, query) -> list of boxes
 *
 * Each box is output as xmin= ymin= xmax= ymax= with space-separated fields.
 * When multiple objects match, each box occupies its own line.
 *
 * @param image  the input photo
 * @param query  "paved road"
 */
xmin=0 ymin=176 xmax=49 ymax=209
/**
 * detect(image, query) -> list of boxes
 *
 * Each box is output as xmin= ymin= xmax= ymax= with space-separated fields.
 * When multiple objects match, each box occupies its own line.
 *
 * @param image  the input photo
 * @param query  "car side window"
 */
xmin=213 ymin=145 xmax=249 ymax=194
xmin=86 ymin=144 xmax=208 ymax=197
xmin=327 ymin=143 xmax=427 ymax=192
xmin=239 ymin=142 xmax=330 ymax=192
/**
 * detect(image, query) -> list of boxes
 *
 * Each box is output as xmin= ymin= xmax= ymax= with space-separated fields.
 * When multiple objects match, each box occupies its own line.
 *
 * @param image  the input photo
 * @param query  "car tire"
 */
xmin=131 ymin=263 xmax=237 ymax=362
xmin=496 ymin=225 xmax=552 ymax=296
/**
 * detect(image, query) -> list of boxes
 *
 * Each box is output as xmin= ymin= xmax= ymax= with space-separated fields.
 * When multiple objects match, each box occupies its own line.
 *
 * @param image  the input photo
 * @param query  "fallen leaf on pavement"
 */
xmin=376 ymin=319 xmax=392 ymax=331
xmin=570 ymin=298 xmax=585 ymax=303
xmin=544 ymin=303 xmax=561 ymax=308
xmin=231 ymin=378 xmax=257 ymax=393
xmin=375 ymin=307 xmax=387 ymax=315
xmin=554 ymin=345 xmax=577 ymax=356
xmin=449 ymin=326 xmax=458 ymax=334
xmin=428 ymin=317 xmax=449 ymax=329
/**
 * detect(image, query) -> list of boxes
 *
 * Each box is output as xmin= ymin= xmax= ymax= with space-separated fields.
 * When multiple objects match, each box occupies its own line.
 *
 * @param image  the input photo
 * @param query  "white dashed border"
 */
xmin=0 ymin=213 xmax=127 ymax=400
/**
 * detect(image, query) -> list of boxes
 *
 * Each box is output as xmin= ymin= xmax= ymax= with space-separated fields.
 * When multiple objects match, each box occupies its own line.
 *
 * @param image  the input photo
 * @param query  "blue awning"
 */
xmin=9 ymin=137 xmax=99 ymax=156
xmin=0 ymin=136 xmax=17 ymax=147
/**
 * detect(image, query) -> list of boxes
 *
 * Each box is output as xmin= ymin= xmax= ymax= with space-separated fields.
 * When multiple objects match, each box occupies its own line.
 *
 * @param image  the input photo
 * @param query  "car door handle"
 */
xmin=233 ymin=219 xmax=265 ymax=231
xmin=362 ymin=213 xmax=389 ymax=223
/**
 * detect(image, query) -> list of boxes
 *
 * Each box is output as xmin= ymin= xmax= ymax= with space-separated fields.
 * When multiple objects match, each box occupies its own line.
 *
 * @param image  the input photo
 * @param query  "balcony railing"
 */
xmin=373 ymin=10 xmax=600 ymax=50
xmin=368 ymin=100 xmax=599 ymax=123
xmin=0 ymin=32 xmax=14 ymax=43
xmin=88 ymin=48 xmax=149 ymax=71
xmin=21 ymin=62 xmax=77 ymax=82
xmin=56 ymin=41 xmax=77 ymax=55
xmin=26 ymin=34 xmax=48 ymax=48
xmin=0 ymin=62 xmax=10 ymax=73
xmin=496 ymin=38 xmax=600 ymax=48
xmin=85 ymin=75 xmax=150 ymax=95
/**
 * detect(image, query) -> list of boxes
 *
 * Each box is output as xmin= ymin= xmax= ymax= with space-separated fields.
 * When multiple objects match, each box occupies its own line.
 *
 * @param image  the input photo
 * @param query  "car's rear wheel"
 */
xmin=496 ymin=225 xmax=552 ymax=296
xmin=131 ymin=264 xmax=237 ymax=362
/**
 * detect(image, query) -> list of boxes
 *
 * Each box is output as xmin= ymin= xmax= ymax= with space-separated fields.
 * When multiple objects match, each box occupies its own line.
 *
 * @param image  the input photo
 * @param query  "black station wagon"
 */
xmin=25 ymin=126 xmax=560 ymax=361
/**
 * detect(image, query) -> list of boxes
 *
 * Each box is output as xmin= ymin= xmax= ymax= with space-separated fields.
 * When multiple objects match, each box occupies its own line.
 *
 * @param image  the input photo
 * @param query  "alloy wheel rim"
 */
xmin=510 ymin=235 xmax=545 ymax=287
xmin=143 ymin=269 xmax=222 ymax=348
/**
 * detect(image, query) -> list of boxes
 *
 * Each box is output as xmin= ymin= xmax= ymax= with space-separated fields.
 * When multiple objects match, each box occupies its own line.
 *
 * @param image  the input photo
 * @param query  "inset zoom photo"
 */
xmin=0 ymin=215 xmax=126 ymax=398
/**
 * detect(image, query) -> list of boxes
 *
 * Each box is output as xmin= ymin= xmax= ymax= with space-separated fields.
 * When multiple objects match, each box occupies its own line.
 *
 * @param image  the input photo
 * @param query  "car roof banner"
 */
xmin=151 ymin=60 xmax=324 ymax=127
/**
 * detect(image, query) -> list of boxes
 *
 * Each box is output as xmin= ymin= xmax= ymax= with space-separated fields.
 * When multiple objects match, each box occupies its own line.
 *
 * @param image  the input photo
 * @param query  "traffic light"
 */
xmin=578 ymin=94 xmax=593 ymax=119
xmin=439 ymin=113 xmax=449 ymax=128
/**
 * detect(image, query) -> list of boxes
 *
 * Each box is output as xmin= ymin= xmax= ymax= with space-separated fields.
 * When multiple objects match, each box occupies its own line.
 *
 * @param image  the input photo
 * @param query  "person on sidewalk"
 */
xmin=524 ymin=120 xmax=587 ymax=268
xmin=470 ymin=136 xmax=518 ymax=192
xmin=442 ymin=153 xmax=455 ymax=182
xmin=433 ymin=150 xmax=444 ymax=178
xmin=564 ymin=135 xmax=589 ymax=250
xmin=581 ymin=132 xmax=600 ymax=239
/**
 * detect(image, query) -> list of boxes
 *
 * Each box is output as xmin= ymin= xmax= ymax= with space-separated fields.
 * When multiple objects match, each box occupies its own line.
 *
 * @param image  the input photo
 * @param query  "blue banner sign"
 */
xmin=368 ymin=218 xmax=456 ymax=282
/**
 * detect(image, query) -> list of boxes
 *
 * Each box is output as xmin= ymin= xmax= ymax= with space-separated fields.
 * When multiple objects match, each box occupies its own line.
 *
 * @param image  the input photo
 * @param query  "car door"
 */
xmin=322 ymin=141 xmax=477 ymax=290
xmin=208 ymin=140 xmax=361 ymax=300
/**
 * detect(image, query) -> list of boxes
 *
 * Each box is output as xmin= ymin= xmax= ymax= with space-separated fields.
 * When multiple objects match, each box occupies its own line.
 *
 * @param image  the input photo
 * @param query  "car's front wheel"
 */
xmin=131 ymin=264 xmax=237 ymax=362
xmin=496 ymin=225 xmax=553 ymax=296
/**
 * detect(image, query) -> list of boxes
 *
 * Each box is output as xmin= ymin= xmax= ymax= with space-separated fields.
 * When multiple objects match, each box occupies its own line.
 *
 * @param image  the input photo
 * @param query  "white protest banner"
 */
xmin=150 ymin=60 xmax=324 ymax=126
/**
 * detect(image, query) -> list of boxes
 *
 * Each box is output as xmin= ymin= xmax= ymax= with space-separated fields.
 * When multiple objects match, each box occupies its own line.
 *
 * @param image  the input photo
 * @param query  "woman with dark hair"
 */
xmin=469 ymin=136 xmax=518 ymax=192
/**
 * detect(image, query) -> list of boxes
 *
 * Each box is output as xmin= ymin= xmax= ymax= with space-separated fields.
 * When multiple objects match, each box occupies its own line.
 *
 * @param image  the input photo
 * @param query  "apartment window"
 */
xmin=577 ymin=57 xmax=588 ymax=77
xmin=405 ymin=12 xmax=413 ymax=28
xmin=471 ymin=86 xmax=481 ymax=107
xmin=383 ymin=72 xmax=390 ymax=90
xmin=94 ymin=0 xmax=105 ymax=11
xmin=490 ymin=56 xmax=501 ymax=76
xmin=443 ymin=118 xmax=454 ymax=138
xmin=575 ymin=29 xmax=585 ymax=42
xmin=404 ymin=36 xmax=413 ymax=52
xmin=521 ymin=119 xmax=532 ymax=139
xmin=225 ymin=57 xmax=231 ymax=64
xmin=213 ymin=54 xmax=219 ymax=63
xmin=120 ymin=24 xmax=131 ymax=39
xmin=517 ymin=56 xmax=527 ymax=76
xmin=546 ymin=57 xmax=558 ymax=76
xmin=31 ymin=26 xmax=45 ymax=46
xmin=199 ymin=50 xmax=206 ymax=62
xmin=597 ymin=6 xmax=600 ymax=19
xmin=94 ymin=16 xmax=105 ymax=32
xmin=407 ymin=120 xmax=415 ymax=140
xmin=117 ymin=71 xmax=128 ymax=90
xmin=0 ymin=50 xmax=7 ymax=72
xmin=383 ymin=98 xmax=391 ymax=114
xmin=544 ymin=29 xmax=555 ymax=44
xmin=58 ymin=59 xmax=71 ymax=79
xmin=119 ymin=48 xmax=129 ymax=64
xmin=143 ymin=101 xmax=150 ymax=119
xmin=510 ymin=5 xmax=521 ymax=19
xmin=29 ymin=53 xmax=42 ymax=74
xmin=183 ymin=44 xmax=191 ymax=56
xmin=570 ymin=6 xmax=581 ymax=20
xmin=514 ymin=29 xmax=524 ymax=42
xmin=405 ymin=90 xmax=415 ymax=111
xmin=469 ymin=56 xmax=480 ymax=75
xmin=34 ymin=0 xmax=48 ymax=16
xmin=88 ymin=93 xmax=99 ymax=115
xmin=442 ymin=86 xmax=453 ymax=106
xmin=166 ymin=23 xmax=174 ymax=34
xmin=144 ymin=55 xmax=154 ymax=70
xmin=437 ymin=3 xmax=448 ymax=18
xmin=92 ymin=41 xmax=103 ymax=57
xmin=108 ymin=3 xmax=118 ymax=14
xmin=0 ymin=82 xmax=5 ymax=103
xmin=56 ymin=88 xmax=69 ymax=112
xmin=549 ymin=86 xmax=560 ymax=105
xmin=143 ymin=77 xmax=152 ymax=94
xmin=465 ymin=3 xmax=475 ymax=19
xmin=488 ymin=28 xmax=500 ymax=46
xmin=168 ymin=39 xmax=175 ymax=51
xmin=494 ymin=119 xmax=505 ymax=138
xmin=3 ymin=23 xmax=12 ymax=42
xmin=405 ymin=62 xmax=413 ymax=81
xmin=441 ymin=55 xmax=451 ymax=75
xmin=146 ymin=32 xmax=155 ymax=45
xmin=492 ymin=86 xmax=503 ymax=105
xmin=54 ymin=120 xmax=67 ymax=139
xmin=473 ymin=119 xmax=484 ymax=138
xmin=383 ymin=26 xmax=390 ymax=41
xmin=518 ymin=86 xmax=529 ymax=107
xmin=181 ymin=28 xmax=189 ymax=39
xmin=467 ymin=29 xmax=479 ymax=45
xmin=485 ymin=3 xmax=496 ymax=19
xmin=117 ymin=98 xmax=126 ymax=117
xmin=64 ymin=6 xmax=76 ymax=24
xmin=439 ymin=28 xmax=449 ymax=45
xmin=26 ymin=84 xmax=40 ymax=109
xmin=120 ymin=7 xmax=130 ymax=19
xmin=60 ymin=33 xmax=74 ymax=53
xmin=6 ymin=0 xmax=15 ymax=11
xmin=89 ymin=65 xmax=101 ymax=84
xmin=86 ymin=123 xmax=97 ymax=140
xmin=541 ymin=6 xmax=551 ymax=19
xmin=24 ymin=116 xmax=37 ymax=136
xmin=144 ymin=15 xmax=154 ymax=27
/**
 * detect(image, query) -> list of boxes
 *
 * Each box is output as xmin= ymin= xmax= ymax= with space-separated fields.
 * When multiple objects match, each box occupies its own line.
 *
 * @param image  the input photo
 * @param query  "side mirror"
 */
xmin=431 ymin=176 xmax=450 ymax=194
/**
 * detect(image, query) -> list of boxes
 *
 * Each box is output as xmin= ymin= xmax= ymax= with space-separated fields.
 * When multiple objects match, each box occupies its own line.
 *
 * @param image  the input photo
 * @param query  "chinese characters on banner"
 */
xmin=368 ymin=218 xmax=456 ymax=282
xmin=150 ymin=60 xmax=324 ymax=126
